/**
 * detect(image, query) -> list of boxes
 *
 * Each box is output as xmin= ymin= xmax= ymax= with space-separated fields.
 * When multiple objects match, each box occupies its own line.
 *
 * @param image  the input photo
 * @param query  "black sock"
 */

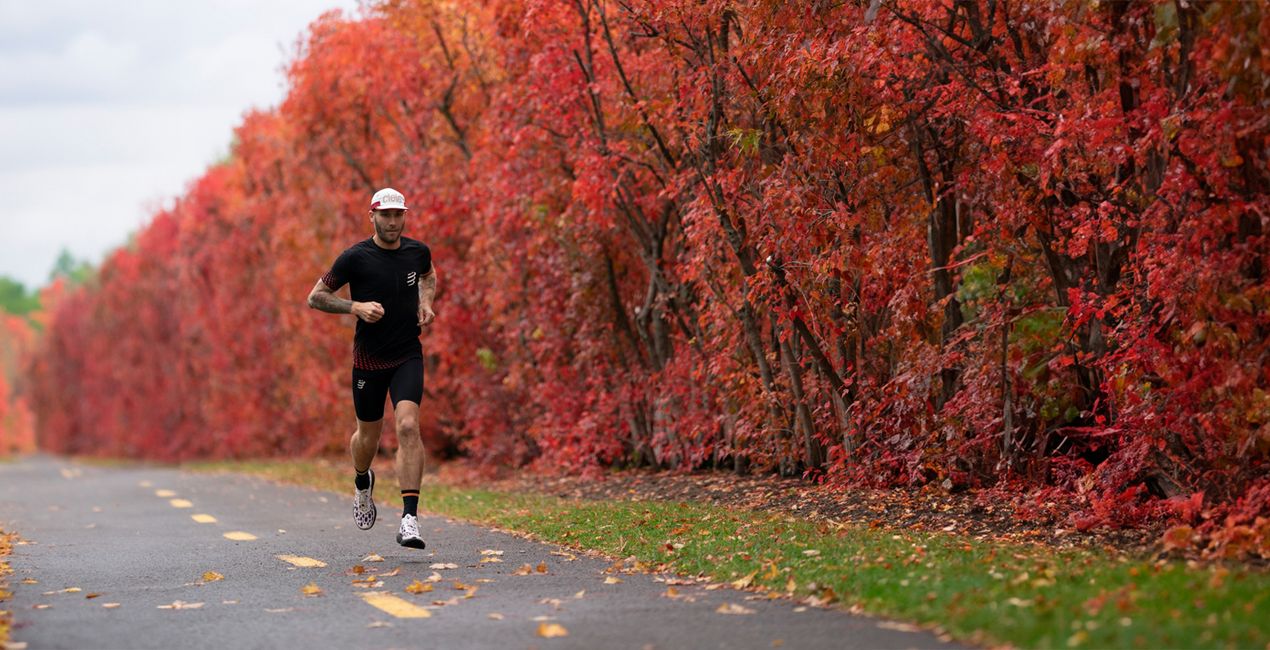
xmin=402 ymin=490 xmax=419 ymax=517
xmin=354 ymin=469 xmax=370 ymax=491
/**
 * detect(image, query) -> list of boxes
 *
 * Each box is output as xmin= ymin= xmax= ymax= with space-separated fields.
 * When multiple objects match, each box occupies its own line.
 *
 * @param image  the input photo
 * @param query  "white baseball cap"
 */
xmin=370 ymin=187 xmax=409 ymax=211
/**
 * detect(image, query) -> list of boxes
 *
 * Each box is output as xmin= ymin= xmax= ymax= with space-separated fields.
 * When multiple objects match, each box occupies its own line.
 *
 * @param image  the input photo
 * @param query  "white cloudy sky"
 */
xmin=0 ymin=0 xmax=361 ymax=289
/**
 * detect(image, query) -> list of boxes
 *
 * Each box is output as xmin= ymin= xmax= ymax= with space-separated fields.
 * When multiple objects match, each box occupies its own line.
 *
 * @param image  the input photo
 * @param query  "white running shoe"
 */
xmin=396 ymin=513 xmax=426 ymax=549
xmin=353 ymin=469 xmax=376 ymax=530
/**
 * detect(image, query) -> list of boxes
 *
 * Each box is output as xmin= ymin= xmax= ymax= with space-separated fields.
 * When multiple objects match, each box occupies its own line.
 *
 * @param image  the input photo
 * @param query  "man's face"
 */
xmin=371 ymin=208 xmax=406 ymax=243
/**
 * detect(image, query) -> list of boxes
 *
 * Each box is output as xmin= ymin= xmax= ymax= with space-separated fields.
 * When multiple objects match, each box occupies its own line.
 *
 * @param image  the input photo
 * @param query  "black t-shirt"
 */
xmin=320 ymin=237 xmax=432 ymax=370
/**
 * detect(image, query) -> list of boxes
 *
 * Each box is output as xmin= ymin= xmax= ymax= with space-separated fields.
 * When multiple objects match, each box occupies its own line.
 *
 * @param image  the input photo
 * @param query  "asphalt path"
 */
xmin=1 ymin=456 xmax=963 ymax=649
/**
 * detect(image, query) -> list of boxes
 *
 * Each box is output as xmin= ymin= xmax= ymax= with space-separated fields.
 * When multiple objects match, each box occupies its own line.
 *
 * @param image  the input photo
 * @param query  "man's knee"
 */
xmin=355 ymin=420 xmax=384 ymax=440
xmin=396 ymin=413 xmax=419 ymax=437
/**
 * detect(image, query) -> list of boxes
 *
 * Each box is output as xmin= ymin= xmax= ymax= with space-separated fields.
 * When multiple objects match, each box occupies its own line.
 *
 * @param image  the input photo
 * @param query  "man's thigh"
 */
xmin=388 ymin=358 xmax=424 ymax=409
xmin=352 ymin=367 xmax=393 ymax=422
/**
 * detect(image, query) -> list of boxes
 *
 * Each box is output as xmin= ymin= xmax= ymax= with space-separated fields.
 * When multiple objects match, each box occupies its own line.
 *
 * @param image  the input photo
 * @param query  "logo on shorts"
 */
xmin=406 ymin=271 xmax=417 ymax=286
xmin=356 ymin=379 xmax=366 ymax=390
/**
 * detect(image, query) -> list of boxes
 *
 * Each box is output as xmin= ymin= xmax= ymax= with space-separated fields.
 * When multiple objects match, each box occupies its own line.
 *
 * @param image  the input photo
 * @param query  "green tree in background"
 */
xmin=48 ymin=248 xmax=94 ymax=286
xmin=0 ymin=276 xmax=39 ymax=316
xmin=0 ymin=248 xmax=97 ymax=318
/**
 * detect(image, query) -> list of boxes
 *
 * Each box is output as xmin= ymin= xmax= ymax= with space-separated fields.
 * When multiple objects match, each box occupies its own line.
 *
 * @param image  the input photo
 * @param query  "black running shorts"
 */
xmin=351 ymin=358 xmax=424 ymax=422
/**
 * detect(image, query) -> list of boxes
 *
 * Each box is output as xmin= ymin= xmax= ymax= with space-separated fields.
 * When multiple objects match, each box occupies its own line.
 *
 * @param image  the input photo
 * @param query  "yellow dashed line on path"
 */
xmin=155 ymin=489 xmax=177 ymax=498
xmin=361 ymin=592 xmax=432 ymax=618
xmin=223 ymin=532 xmax=258 ymax=541
xmin=139 ymin=480 xmax=153 ymax=488
xmin=169 ymin=499 xmax=193 ymax=508
xmin=277 ymin=555 xmax=327 ymax=568
xmin=191 ymin=514 xmax=217 ymax=524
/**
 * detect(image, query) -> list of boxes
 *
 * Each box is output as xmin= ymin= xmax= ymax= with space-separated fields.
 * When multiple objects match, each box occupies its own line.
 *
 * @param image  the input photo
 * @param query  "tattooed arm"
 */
xmin=417 ymin=266 xmax=437 ymax=326
xmin=308 ymin=279 xmax=382 ymax=322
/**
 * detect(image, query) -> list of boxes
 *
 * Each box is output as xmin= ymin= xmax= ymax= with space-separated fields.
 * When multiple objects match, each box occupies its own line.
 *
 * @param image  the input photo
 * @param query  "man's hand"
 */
xmin=418 ymin=304 xmax=436 ymax=327
xmin=352 ymin=301 xmax=385 ymax=323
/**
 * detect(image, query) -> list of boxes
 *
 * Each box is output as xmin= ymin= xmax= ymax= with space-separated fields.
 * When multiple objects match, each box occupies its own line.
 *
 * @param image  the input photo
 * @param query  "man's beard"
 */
xmin=375 ymin=222 xmax=401 ymax=242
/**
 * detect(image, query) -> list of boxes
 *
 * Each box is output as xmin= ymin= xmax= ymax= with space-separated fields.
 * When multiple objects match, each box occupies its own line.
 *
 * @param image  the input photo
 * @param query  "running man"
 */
xmin=307 ymin=187 xmax=436 ymax=549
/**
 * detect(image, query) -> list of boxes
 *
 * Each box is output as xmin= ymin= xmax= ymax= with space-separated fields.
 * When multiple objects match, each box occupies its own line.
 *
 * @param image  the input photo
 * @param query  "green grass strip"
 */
xmin=189 ymin=459 xmax=1269 ymax=649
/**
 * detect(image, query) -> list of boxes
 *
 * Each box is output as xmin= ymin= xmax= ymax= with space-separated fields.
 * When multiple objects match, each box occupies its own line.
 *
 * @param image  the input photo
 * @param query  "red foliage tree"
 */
xmin=24 ymin=1 xmax=1268 ymax=540
xmin=0 ymin=313 xmax=36 ymax=454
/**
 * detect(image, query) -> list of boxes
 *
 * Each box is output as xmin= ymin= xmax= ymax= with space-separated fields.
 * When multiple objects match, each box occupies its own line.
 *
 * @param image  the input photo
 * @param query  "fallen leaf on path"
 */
xmin=488 ymin=613 xmax=504 ymax=620
xmin=540 ymin=598 xmax=563 ymax=609
xmin=351 ymin=565 xmax=367 ymax=575
xmin=362 ymin=554 xmax=385 ymax=563
xmin=301 ymin=582 xmax=323 ymax=597
xmin=536 ymin=622 xmax=569 ymax=638
xmin=431 ymin=597 xmax=460 ymax=607
xmin=663 ymin=587 xmax=679 ymax=598
xmin=61 ymin=587 xmax=82 ymax=594
xmin=380 ymin=567 xmax=401 ymax=577
xmin=536 ymin=562 xmax=548 ymax=573
xmin=513 ymin=564 xmax=534 ymax=576
xmin=429 ymin=563 xmax=458 ymax=570
xmin=716 ymin=603 xmax=756 ymax=615
xmin=222 ymin=600 xmax=238 ymax=605
xmin=424 ymin=572 xmax=444 ymax=583
xmin=405 ymin=580 xmax=434 ymax=594
xmin=352 ymin=579 xmax=383 ymax=589
xmin=367 ymin=621 xmax=393 ymax=628
xmin=480 ymin=556 xmax=503 ymax=563
xmin=201 ymin=571 xmax=224 ymax=583
xmin=731 ymin=572 xmax=757 ymax=589
xmin=157 ymin=601 xmax=204 ymax=610
xmin=33 ymin=604 xmax=51 ymax=610
xmin=476 ymin=578 xmax=496 ymax=584
xmin=550 ymin=551 xmax=577 ymax=561
xmin=452 ymin=581 xmax=473 ymax=591
xmin=603 ymin=577 xmax=623 ymax=584
xmin=21 ymin=578 xmax=37 ymax=584
xmin=574 ymin=590 xmax=585 ymax=599
xmin=101 ymin=603 xmax=121 ymax=609
xmin=480 ymin=549 xmax=504 ymax=556
xmin=265 ymin=608 xmax=294 ymax=613
xmin=85 ymin=593 xmax=102 ymax=599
